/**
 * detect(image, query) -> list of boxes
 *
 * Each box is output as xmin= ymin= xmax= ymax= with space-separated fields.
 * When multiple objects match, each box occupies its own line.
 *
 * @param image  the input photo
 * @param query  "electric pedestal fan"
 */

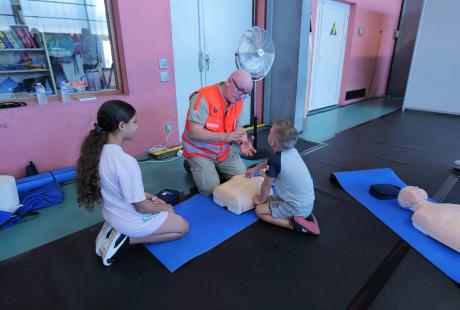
xmin=235 ymin=26 xmax=275 ymax=160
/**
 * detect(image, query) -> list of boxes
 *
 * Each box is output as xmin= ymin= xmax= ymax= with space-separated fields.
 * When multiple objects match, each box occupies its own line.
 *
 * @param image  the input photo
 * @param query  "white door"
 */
xmin=170 ymin=0 xmax=252 ymax=140
xmin=308 ymin=0 xmax=349 ymax=111
xmin=170 ymin=0 xmax=204 ymax=140
xmin=202 ymin=0 xmax=252 ymax=125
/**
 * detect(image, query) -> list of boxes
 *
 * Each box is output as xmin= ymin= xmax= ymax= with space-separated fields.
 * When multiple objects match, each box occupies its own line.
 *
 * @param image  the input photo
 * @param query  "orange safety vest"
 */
xmin=182 ymin=84 xmax=243 ymax=161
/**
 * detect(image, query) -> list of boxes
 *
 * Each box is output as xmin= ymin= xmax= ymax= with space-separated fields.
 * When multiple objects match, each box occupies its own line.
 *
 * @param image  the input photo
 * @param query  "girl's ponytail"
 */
xmin=76 ymin=127 xmax=107 ymax=212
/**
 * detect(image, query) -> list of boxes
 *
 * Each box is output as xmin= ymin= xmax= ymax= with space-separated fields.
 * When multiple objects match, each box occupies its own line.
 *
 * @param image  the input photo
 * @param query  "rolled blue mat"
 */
xmin=51 ymin=167 xmax=76 ymax=183
xmin=332 ymin=168 xmax=460 ymax=284
xmin=16 ymin=166 xmax=76 ymax=193
xmin=16 ymin=172 xmax=54 ymax=192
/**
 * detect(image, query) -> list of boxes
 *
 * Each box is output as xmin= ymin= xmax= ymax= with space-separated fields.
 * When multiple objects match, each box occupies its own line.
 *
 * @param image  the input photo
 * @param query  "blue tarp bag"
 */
xmin=0 ymin=182 xmax=64 ymax=231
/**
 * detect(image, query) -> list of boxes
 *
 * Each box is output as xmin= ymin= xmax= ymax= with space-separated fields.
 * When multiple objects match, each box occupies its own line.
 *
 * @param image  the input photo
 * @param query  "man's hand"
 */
xmin=222 ymin=129 xmax=245 ymax=143
xmin=240 ymin=140 xmax=257 ymax=156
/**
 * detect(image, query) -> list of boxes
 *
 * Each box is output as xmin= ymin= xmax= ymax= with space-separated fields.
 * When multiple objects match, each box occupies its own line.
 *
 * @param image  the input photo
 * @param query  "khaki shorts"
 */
xmin=269 ymin=196 xmax=313 ymax=219
xmin=187 ymin=149 xmax=246 ymax=195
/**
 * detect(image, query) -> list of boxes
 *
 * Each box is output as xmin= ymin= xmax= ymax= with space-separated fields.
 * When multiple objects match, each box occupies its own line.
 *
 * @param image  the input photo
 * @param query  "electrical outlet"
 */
xmin=158 ymin=58 xmax=168 ymax=69
xmin=164 ymin=122 xmax=172 ymax=133
xmin=160 ymin=71 xmax=169 ymax=82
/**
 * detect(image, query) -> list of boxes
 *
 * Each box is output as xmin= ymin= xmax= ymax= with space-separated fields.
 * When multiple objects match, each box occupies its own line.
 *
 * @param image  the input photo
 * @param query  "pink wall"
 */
xmin=0 ymin=0 xmax=179 ymax=177
xmin=311 ymin=0 xmax=402 ymax=105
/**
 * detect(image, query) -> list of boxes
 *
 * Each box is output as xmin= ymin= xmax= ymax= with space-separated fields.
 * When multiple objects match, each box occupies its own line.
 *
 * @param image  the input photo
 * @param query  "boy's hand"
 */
xmin=253 ymin=194 xmax=265 ymax=205
xmin=245 ymin=167 xmax=256 ymax=178
xmin=259 ymin=168 xmax=267 ymax=177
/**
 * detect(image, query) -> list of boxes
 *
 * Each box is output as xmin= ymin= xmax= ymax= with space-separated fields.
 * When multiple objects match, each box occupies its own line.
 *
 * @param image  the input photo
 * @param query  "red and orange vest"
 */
xmin=182 ymin=84 xmax=243 ymax=161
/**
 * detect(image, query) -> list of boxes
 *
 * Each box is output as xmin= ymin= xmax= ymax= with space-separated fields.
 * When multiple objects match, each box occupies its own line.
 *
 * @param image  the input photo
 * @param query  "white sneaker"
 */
xmin=95 ymin=221 xmax=113 ymax=257
xmin=100 ymin=229 xmax=128 ymax=266
xmin=455 ymin=160 xmax=460 ymax=169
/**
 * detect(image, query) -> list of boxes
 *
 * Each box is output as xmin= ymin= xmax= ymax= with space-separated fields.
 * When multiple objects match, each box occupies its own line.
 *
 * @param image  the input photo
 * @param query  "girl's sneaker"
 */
xmin=100 ymin=229 xmax=128 ymax=266
xmin=95 ymin=221 xmax=113 ymax=257
xmin=290 ymin=213 xmax=320 ymax=236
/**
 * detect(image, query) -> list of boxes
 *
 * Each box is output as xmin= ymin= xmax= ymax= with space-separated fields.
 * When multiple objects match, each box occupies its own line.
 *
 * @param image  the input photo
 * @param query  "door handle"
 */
xmin=198 ymin=52 xmax=211 ymax=71
xmin=199 ymin=51 xmax=204 ymax=72
xmin=203 ymin=53 xmax=210 ymax=71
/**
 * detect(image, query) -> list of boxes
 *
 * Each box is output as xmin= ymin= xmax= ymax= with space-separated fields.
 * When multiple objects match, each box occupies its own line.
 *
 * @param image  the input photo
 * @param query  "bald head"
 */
xmin=223 ymin=69 xmax=253 ymax=104
xmin=229 ymin=69 xmax=253 ymax=91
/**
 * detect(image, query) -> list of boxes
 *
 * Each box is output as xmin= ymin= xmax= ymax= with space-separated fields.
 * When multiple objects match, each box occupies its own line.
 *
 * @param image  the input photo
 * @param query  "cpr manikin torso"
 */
xmin=213 ymin=175 xmax=271 ymax=214
xmin=398 ymin=186 xmax=460 ymax=253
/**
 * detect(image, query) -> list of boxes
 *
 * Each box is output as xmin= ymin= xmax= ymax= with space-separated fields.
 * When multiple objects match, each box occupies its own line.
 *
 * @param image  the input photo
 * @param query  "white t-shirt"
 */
xmin=99 ymin=144 xmax=168 ymax=237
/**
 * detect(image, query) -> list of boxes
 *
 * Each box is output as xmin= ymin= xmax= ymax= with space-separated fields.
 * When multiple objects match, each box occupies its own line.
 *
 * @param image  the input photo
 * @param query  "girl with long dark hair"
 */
xmin=76 ymin=100 xmax=188 ymax=266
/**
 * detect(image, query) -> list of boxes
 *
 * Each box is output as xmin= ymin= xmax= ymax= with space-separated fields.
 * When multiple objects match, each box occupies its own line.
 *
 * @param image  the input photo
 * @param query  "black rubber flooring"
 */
xmin=247 ymin=126 xmax=324 ymax=157
xmin=1 ymin=110 xmax=459 ymax=309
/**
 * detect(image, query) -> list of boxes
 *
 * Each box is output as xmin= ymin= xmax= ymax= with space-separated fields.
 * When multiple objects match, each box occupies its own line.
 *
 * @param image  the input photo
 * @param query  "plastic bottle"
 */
xmin=35 ymin=83 xmax=48 ymax=105
xmin=60 ymin=81 xmax=70 ymax=103
xmin=45 ymin=80 xmax=53 ymax=95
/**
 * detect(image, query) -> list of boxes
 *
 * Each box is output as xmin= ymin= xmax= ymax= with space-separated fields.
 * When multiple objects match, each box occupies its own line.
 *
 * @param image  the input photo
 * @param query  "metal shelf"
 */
xmin=0 ymin=32 xmax=57 ymax=95
xmin=0 ymin=48 xmax=45 ymax=52
xmin=0 ymin=69 xmax=49 ymax=74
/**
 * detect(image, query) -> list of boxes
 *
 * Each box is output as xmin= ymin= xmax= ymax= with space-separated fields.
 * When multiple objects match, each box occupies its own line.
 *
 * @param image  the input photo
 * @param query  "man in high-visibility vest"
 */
xmin=182 ymin=69 xmax=256 ymax=195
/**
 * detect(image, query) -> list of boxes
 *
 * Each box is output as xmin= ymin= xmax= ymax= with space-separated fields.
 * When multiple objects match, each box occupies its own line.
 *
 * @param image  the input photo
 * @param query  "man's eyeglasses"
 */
xmin=232 ymin=78 xmax=251 ymax=100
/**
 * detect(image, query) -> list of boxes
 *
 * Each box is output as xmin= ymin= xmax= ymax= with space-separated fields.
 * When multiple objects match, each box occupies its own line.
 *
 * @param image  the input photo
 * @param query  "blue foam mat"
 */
xmin=144 ymin=194 xmax=258 ymax=272
xmin=16 ymin=167 xmax=76 ymax=193
xmin=332 ymin=168 xmax=460 ymax=284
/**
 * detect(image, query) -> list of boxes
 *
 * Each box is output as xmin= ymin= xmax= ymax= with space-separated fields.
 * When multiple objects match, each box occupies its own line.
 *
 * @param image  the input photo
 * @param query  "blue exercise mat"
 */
xmin=144 ymin=194 xmax=258 ymax=272
xmin=16 ymin=167 xmax=76 ymax=193
xmin=332 ymin=168 xmax=460 ymax=284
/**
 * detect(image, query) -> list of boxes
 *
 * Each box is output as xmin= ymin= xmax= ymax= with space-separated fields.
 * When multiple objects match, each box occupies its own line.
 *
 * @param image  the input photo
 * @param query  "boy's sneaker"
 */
xmin=95 ymin=221 xmax=113 ymax=257
xmin=454 ymin=160 xmax=460 ymax=169
xmin=100 ymin=229 xmax=129 ymax=266
xmin=290 ymin=213 xmax=320 ymax=236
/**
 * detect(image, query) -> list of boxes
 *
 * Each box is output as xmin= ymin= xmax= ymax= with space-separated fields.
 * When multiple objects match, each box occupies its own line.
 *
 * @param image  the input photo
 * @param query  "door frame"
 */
xmin=264 ymin=0 xmax=311 ymax=131
xmin=308 ymin=0 xmax=350 ymax=111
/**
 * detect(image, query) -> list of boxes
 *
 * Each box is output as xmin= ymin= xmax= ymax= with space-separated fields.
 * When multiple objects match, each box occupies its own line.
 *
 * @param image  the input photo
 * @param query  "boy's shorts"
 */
xmin=269 ymin=196 xmax=313 ymax=219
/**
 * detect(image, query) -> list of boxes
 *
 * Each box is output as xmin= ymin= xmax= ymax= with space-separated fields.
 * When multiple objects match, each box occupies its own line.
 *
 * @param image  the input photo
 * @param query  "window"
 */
xmin=0 ymin=0 xmax=120 ymax=101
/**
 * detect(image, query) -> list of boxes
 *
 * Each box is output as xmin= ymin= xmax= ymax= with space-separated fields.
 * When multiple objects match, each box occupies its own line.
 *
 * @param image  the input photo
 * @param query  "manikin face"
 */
xmin=119 ymin=114 xmax=138 ymax=141
xmin=398 ymin=186 xmax=428 ymax=209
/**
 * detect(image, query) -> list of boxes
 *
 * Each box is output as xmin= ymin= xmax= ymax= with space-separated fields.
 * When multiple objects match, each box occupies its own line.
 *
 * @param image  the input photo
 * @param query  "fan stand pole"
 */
xmin=241 ymin=80 xmax=271 ymax=160
xmin=252 ymin=80 xmax=258 ymax=149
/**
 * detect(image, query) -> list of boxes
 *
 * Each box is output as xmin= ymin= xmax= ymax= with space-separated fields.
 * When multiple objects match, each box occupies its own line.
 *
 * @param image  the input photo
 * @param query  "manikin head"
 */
xmin=398 ymin=186 xmax=428 ymax=211
xmin=223 ymin=69 xmax=253 ymax=104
